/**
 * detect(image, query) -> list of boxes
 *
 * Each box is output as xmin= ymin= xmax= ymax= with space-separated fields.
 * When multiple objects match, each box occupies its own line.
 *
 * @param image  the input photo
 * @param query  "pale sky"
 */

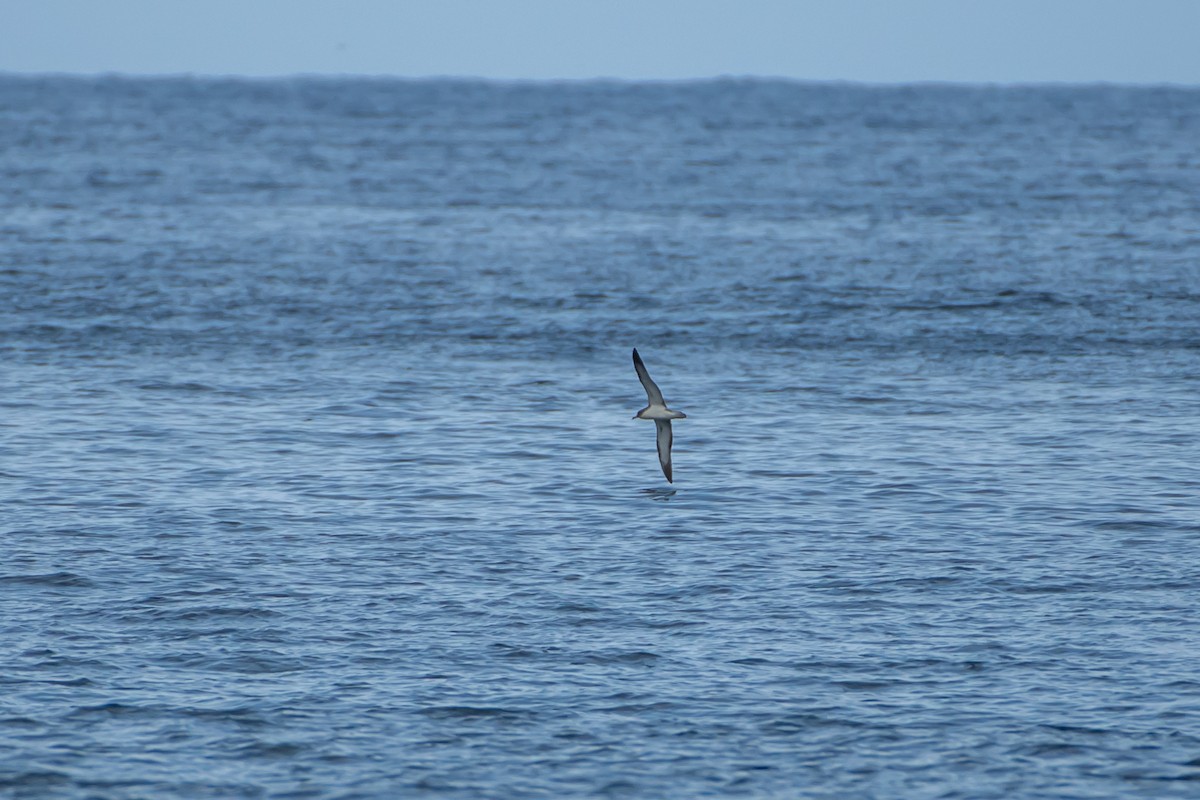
xmin=3 ymin=0 xmax=1200 ymax=84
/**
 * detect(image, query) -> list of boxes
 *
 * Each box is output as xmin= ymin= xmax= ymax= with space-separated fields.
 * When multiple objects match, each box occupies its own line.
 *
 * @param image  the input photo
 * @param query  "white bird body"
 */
xmin=634 ymin=404 xmax=686 ymax=421
xmin=631 ymin=348 xmax=687 ymax=483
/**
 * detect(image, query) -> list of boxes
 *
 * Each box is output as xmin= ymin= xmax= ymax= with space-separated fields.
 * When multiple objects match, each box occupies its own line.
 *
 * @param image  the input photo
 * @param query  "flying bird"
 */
xmin=632 ymin=348 xmax=687 ymax=483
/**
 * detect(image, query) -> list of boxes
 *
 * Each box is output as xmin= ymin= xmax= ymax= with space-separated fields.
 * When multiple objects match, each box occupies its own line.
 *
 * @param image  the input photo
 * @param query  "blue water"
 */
xmin=2 ymin=74 xmax=1200 ymax=798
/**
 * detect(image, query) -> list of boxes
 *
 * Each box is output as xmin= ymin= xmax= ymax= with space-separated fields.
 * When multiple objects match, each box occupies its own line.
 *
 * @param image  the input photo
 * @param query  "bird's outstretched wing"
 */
xmin=633 ymin=348 xmax=665 ymax=406
xmin=655 ymin=419 xmax=673 ymax=483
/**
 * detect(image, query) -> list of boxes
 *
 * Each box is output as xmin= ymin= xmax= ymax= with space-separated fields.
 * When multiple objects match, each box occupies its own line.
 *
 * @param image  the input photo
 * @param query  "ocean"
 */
xmin=2 ymin=74 xmax=1199 ymax=798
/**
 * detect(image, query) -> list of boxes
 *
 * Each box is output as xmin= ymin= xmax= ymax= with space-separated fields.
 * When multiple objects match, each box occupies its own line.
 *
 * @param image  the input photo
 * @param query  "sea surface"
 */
xmin=2 ymin=74 xmax=1200 ymax=799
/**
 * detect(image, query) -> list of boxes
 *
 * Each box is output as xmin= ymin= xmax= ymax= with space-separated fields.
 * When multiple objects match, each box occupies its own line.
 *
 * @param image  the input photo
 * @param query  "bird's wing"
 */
xmin=632 ymin=348 xmax=665 ymax=406
xmin=655 ymin=419 xmax=673 ymax=483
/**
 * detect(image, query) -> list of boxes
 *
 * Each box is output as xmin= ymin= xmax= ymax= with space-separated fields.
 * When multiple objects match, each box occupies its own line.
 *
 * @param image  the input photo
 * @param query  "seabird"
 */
xmin=632 ymin=348 xmax=687 ymax=483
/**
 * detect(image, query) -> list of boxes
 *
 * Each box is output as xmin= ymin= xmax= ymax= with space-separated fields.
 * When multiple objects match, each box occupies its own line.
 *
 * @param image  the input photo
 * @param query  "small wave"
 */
xmin=68 ymin=702 xmax=159 ymax=719
xmin=0 ymin=571 xmax=93 ymax=588
xmin=762 ymin=713 xmax=869 ymax=735
xmin=581 ymin=650 xmax=661 ymax=666
xmin=136 ymin=381 xmax=216 ymax=392
xmin=141 ymin=605 xmax=283 ymax=622
xmin=602 ymin=701 xmax=677 ymax=715
xmin=0 ymin=716 xmax=42 ymax=729
xmin=232 ymin=740 xmax=309 ymax=759
xmin=1090 ymin=518 xmax=1182 ymax=532
xmin=834 ymin=679 xmax=897 ymax=691
xmin=419 ymin=706 xmax=536 ymax=722
xmin=0 ymin=771 xmax=72 ymax=790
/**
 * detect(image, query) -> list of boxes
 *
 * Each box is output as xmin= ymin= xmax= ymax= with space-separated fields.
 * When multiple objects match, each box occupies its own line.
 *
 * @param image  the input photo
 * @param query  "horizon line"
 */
xmin=4 ymin=69 xmax=1200 ymax=90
